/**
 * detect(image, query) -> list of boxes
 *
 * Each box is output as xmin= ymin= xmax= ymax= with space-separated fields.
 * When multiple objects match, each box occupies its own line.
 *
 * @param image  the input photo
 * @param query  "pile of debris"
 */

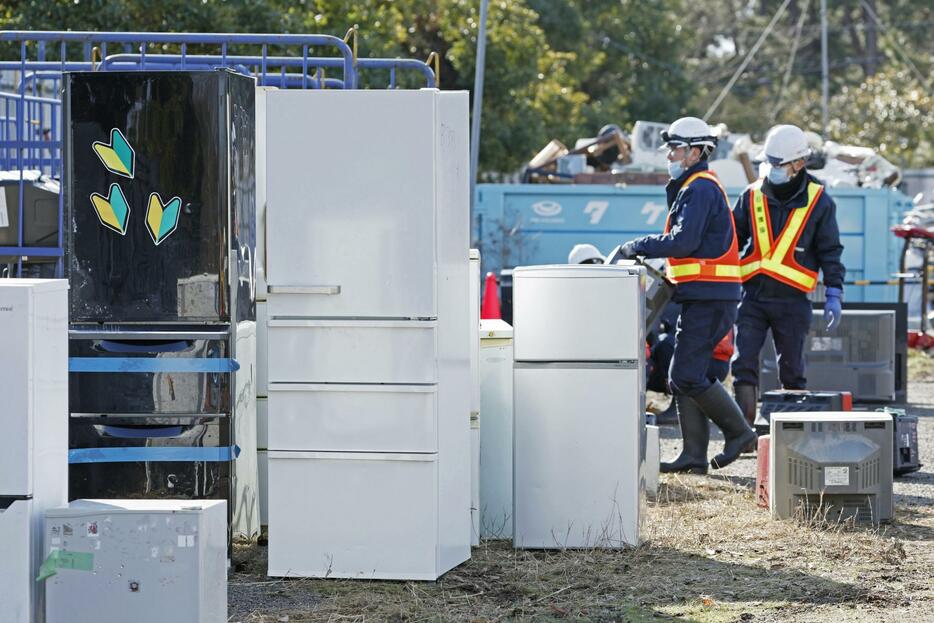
xmin=525 ymin=121 xmax=903 ymax=189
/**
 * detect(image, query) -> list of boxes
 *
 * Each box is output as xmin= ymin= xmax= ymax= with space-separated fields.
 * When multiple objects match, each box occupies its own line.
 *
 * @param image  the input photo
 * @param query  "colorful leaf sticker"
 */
xmin=89 ymin=183 xmax=131 ymax=235
xmin=92 ymin=128 xmax=135 ymax=178
xmin=145 ymin=192 xmax=183 ymax=245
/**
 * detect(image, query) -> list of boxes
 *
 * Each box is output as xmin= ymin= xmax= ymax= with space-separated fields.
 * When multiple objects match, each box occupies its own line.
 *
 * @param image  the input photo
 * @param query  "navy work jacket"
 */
xmin=630 ymin=161 xmax=741 ymax=302
xmin=733 ymin=171 xmax=845 ymax=301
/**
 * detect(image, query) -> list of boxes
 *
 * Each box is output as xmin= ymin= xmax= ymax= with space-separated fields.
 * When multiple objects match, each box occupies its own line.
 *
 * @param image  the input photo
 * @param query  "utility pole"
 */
xmin=821 ymin=0 xmax=829 ymax=136
xmin=470 ymin=0 xmax=490 ymax=214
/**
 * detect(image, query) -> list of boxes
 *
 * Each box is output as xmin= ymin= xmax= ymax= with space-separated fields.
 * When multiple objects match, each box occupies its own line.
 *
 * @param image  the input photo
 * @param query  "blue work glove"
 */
xmin=824 ymin=287 xmax=843 ymax=331
xmin=619 ymin=241 xmax=638 ymax=259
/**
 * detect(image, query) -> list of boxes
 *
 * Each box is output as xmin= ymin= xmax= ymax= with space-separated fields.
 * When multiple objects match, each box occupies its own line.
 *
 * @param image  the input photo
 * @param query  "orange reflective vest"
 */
xmin=665 ymin=171 xmax=742 ymax=284
xmin=739 ymin=180 xmax=824 ymax=292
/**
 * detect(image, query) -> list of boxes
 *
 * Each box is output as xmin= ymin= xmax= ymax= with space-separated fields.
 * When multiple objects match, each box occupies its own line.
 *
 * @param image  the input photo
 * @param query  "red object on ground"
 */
xmin=921 ymin=333 xmax=934 ymax=350
xmin=841 ymin=391 xmax=852 ymax=411
xmin=756 ymin=434 xmax=771 ymax=509
xmin=908 ymin=331 xmax=921 ymax=349
xmin=481 ymin=272 xmax=501 ymax=319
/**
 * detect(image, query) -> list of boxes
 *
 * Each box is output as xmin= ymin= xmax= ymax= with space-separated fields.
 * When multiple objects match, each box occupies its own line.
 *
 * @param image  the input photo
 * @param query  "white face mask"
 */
xmin=666 ymin=145 xmax=696 ymax=179
xmin=768 ymin=164 xmax=793 ymax=185
xmin=668 ymin=161 xmax=684 ymax=179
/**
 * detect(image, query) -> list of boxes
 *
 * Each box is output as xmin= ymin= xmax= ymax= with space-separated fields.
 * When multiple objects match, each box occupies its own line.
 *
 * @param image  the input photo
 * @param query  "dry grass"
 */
xmin=229 ymin=472 xmax=934 ymax=623
xmin=908 ymin=348 xmax=934 ymax=383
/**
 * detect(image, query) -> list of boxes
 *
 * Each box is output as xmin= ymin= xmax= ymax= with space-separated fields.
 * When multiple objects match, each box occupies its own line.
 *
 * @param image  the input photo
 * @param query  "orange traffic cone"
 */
xmin=481 ymin=272 xmax=501 ymax=319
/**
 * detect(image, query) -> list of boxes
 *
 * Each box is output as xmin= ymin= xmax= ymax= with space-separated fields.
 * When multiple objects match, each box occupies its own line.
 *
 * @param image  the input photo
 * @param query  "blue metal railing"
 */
xmin=99 ymin=53 xmax=436 ymax=89
xmin=0 ymin=31 xmax=439 ymax=276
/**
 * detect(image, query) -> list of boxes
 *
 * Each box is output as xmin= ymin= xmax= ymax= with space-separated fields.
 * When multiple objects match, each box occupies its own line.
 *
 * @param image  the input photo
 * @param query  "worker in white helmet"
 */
xmin=567 ymin=243 xmax=605 ymax=265
xmin=616 ymin=116 xmax=756 ymax=473
xmin=731 ymin=124 xmax=845 ymax=434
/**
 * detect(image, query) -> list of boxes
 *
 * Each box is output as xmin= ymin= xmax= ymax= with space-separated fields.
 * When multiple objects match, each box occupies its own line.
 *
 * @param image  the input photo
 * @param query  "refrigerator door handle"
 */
xmin=100 ymin=425 xmax=185 ymax=439
xmin=99 ymin=339 xmax=190 ymax=354
xmin=267 ymin=285 xmax=341 ymax=295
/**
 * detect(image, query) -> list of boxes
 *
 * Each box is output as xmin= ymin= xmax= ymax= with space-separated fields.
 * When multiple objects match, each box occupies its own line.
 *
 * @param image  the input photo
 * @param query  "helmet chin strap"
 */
xmin=682 ymin=146 xmax=703 ymax=169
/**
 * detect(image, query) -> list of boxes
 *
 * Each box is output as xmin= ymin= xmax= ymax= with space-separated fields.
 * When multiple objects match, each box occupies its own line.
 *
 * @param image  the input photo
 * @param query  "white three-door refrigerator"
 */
xmin=512 ymin=265 xmax=645 ymax=548
xmin=262 ymin=89 xmax=471 ymax=580
xmin=0 ymin=279 xmax=68 ymax=623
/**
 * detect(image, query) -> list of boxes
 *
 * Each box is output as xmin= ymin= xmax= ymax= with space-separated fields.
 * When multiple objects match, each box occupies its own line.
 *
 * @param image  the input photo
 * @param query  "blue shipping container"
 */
xmin=473 ymin=183 xmax=914 ymax=303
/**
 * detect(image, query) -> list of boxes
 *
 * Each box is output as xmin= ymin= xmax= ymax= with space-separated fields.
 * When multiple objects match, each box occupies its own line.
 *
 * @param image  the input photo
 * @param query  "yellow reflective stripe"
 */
xmin=751 ymin=190 xmax=772 ymax=256
xmin=669 ymin=264 xmax=701 ymax=277
xmin=740 ymin=261 xmax=760 ymax=276
xmin=768 ymin=204 xmax=809 ymax=262
xmin=760 ymin=257 xmax=817 ymax=288
xmin=668 ymin=263 xmax=740 ymax=278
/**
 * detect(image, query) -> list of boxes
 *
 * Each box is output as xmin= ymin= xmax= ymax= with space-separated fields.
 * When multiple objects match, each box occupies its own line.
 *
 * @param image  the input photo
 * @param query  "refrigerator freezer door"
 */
xmin=513 ymin=265 xmax=643 ymax=362
xmin=267 ymin=451 xmax=441 ymax=580
xmin=266 ymin=319 xmax=437 ymax=384
xmin=264 ymin=90 xmax=437 ymax=319
xmin=267 ymin=384 xmax=438 ymax=453
xmin=513 ymin=366 xmax=642 ymax=548
xmin=0 ymin=499 xmax=33 ymax=623
xmin=68 ymin=416 xmax=230 ymax=500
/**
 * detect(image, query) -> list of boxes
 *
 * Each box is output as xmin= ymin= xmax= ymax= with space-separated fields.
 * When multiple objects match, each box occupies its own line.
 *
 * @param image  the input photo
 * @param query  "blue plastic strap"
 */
xmin=68 ymin=445 xmax=240 ymax=464
xmin=69 ymin=357 xmax=239 ymax=373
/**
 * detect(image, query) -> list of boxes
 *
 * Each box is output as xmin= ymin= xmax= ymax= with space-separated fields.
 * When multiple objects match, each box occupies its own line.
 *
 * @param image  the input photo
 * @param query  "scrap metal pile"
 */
xmin=525 ymin=120 xmax=903 ymax=189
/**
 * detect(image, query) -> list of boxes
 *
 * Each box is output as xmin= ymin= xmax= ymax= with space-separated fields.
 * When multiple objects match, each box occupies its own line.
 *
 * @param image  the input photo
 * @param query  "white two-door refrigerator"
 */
xmin=262 ymin=88 xmax=471 ymax=580
xmin=0 ymin=279 xmax=68 ymax=623
xmin=512 ymin=265 xmax=646 ymax=548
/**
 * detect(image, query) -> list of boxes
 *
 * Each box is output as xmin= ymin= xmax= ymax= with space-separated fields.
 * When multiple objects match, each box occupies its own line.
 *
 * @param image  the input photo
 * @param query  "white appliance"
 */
xmin=43 ymin=500 xmax=227 ymax=623
xmin=254 ymin=86 xmax=273 ymax=529
xmin=0 ymin=279 xmax=68 ymax=623
xmin=512 ymin=265 xmax=645 ymax=548
xmin=256 ymin=299 xmax=268 ymax=527
xmin=645 ymin=424 xmax=660 ymax=498
xmin=469 ymin=248 xmax=481 ymax=546
xmin=263 ymin=89 xmax=471 ymax=580
xmin=479 ymin=319 xmax=514 ymax=538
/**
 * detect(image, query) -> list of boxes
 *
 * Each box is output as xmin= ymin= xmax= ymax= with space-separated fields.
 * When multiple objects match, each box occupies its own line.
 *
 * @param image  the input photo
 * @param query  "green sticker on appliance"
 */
xmin=36 ymin=549 xmax=95 ymax=581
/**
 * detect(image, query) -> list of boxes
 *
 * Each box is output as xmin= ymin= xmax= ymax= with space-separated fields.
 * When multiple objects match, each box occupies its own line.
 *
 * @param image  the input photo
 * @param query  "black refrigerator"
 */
xmin=64 ymin=70 xmax=259 ymax=540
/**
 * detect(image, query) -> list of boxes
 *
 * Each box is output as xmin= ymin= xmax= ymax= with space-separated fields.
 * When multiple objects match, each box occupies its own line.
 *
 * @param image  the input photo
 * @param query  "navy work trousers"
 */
xmin=669 ymin=300 xmax=737 ymax=397
xmin=650 ymin=332 xmax=729 ymax=394
xmin=732 ymin=297 xmax=813 ymax=389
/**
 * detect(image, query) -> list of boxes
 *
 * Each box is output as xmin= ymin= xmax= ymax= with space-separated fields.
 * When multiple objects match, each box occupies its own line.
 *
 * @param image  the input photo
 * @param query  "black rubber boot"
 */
xmin=734 ymin=383 xmax=758 ymax=453
xmin=693 ymin=380 xmax=757 ymax=470
xmin=660 ymin=395 xmax=709 ymax=474
xmin=654 ymin=398 xmax=679 ymax=426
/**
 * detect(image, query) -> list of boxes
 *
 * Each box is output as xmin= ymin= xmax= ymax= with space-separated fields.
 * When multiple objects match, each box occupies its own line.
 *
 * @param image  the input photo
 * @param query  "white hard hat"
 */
xmin=568 ymin=243 xmax=605 ymax=265
xmin=762 ymin=124 xmax=811 ymax=166
xmin=660 ymin=116 xmax=717 ymax=149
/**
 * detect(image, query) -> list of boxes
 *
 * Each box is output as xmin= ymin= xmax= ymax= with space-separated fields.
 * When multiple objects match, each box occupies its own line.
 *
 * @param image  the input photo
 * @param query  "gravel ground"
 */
xmin=228 ymin=367 xmax=934 ymax=622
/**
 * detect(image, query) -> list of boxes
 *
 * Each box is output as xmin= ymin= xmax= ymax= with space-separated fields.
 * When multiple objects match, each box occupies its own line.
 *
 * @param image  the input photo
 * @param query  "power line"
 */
xmin=771 ymin=0 xmax=811 ymax=122
xmin=860 ymin=0 xmax=931 ymax=89
xmin=703 ymin=0 xmax=794 ymax=121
